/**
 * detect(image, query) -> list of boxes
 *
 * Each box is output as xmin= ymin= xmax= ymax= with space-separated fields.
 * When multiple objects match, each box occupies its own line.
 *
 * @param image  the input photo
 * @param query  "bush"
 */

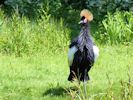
xmin=0 ymin=10 xmax=70 ymax=56
xmin=1 ymin=0 xmax=133 ymax=21
xmin=1 ymin=14 xmax=31 ymax=56
xmin=96 ymin=11 xmax=133 ymax=44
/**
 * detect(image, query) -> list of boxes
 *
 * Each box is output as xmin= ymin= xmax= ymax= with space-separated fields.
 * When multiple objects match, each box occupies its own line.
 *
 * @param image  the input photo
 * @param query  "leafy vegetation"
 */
xmin=1 ymin=0 xmax=133 ymax=20
xmin=0 ymin=9 xmax=70 ymax=56
xmin=96 ymin=11 xmax=133 ymax=44
xmin=0 ymin=9 xmax=133 ymax=56
xmin=0 ymin=1 xmax=133 ymax=100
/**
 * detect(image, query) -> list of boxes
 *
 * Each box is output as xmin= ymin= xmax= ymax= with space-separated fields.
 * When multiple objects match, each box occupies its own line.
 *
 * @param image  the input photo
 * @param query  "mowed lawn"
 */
xmin=0 ymin=45 xmax=133 ymax=100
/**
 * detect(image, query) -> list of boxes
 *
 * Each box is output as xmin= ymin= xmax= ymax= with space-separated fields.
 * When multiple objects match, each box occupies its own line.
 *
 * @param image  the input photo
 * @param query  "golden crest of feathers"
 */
xmin=80 ymin=9 xmax=93 ymax=21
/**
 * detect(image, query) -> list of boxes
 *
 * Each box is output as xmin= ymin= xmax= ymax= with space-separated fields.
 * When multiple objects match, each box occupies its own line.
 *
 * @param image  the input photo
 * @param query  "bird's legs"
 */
xmin=83 ymin=69 xmax=87 ymax=98
xmin=77 ymin=68 xmax=80 ymax=94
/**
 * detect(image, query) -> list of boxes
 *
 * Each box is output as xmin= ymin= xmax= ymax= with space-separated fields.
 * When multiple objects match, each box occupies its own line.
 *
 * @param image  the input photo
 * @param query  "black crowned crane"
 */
xmin=68 ymin=9 xmax=99 ymax=95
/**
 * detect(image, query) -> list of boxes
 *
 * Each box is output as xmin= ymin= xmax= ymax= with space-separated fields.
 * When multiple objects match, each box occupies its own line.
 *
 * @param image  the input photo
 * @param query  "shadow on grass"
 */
xmin=43 ymin=87 xmax=66 ymax=96
xmin=43 ymin=86 xmax=79 ymax=97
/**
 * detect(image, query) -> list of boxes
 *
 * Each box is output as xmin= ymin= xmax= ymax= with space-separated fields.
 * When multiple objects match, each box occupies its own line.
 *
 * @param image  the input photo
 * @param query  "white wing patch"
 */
xmin=68 ymin=46 xmax=78 ymax=66
xmin=93 ymin=45 xmax=99 ymax=61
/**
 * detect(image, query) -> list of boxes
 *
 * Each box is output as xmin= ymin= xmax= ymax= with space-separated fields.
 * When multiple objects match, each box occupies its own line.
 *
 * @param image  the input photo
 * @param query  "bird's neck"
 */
xmin=80 ymin=24 xmax=90 ymax=36
xmin=79 ymin=23 xmax=93 ymax=43
xmin=77 ymin=23 xmax=93 ymax=52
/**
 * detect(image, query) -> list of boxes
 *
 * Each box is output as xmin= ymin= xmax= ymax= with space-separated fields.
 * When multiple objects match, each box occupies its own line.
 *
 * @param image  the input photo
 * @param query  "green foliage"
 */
xmin=0 ymin=1 xmax=133 ymax=100
xmin=2 ymin=0 xmax=62 ymax=19
xmin=4 ymin=14 xmax=32 ymax=56
xmin=1 ymin=0 xmax=133 ymax=20
xmin=96 ymin=11 xmax=133 ymax=44
xmin=87 ymin=0 xmax=133 ymax=20
xmin=34 ymin=11 xmax=70 ymax=53
xmin=0 ymin=10 xmax=70 ymax=56
xmin=3 ymin=0 xmax=41 ymax=18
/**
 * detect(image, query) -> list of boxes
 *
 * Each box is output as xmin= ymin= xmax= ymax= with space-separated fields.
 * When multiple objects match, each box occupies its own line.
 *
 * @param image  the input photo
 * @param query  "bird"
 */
xmin=68 ymin=9 xmax=99 ymax=96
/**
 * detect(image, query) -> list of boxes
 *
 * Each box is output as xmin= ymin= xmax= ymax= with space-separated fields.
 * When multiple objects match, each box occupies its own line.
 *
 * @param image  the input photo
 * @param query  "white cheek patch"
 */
xmin=93 ymin=45 xmax=99 ymax=61
xmin=68 ymin=46 xmax=78 ymax=66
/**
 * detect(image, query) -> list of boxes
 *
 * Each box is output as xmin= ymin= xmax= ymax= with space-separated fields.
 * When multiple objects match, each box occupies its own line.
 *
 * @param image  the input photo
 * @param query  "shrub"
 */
xmin=0 ymin=10 xmax=70 ymax=56
xmin=96 ymin=11 xmax=133 ymax=45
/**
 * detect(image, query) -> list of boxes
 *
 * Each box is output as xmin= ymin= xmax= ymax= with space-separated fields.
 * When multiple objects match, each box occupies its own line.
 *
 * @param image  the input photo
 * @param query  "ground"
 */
xmin=0 ymin=45 xmax=133 ymax=100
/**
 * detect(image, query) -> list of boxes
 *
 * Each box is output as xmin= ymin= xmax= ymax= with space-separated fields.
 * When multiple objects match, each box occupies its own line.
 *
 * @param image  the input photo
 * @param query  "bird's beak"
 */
xmin=78 ymin=18 xmax=88 ymax=24
xmin=78 ymin=20 xmax=84 ymax=24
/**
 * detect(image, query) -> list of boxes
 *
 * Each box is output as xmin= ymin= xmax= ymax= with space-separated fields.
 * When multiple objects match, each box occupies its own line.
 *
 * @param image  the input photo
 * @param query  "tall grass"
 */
xmin=1 ymin=10 xmax=133 ymax=56
xmin=0 ymin=10 xmax=70 ymax=56
xmin=96 ymin=11 xmax=133 ymax=44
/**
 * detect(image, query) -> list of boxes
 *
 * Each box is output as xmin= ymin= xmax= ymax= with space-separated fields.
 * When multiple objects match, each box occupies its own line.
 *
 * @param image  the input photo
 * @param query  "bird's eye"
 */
xmin=81 ymin=16 xmax=85 ymax=20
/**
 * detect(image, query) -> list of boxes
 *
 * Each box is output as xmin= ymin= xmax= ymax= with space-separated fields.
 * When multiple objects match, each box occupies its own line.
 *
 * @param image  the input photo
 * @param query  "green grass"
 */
xmin=0 ymin=9 xmax=133 ymax=100
xmin=0 ymin=45 xmax=133 ymax=100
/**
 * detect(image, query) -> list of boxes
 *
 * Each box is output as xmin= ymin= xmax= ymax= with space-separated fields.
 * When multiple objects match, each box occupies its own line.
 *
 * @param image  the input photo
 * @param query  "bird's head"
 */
xmin=79 ymin=9 xmax=93 ymax=25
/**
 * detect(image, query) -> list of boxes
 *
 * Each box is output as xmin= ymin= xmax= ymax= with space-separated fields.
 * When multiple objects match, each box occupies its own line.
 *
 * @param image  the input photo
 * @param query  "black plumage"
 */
xmin=68 ymin=10 xmax=98 ymax=82
xmin=68 ymin=23 xmax=95 ymax=82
